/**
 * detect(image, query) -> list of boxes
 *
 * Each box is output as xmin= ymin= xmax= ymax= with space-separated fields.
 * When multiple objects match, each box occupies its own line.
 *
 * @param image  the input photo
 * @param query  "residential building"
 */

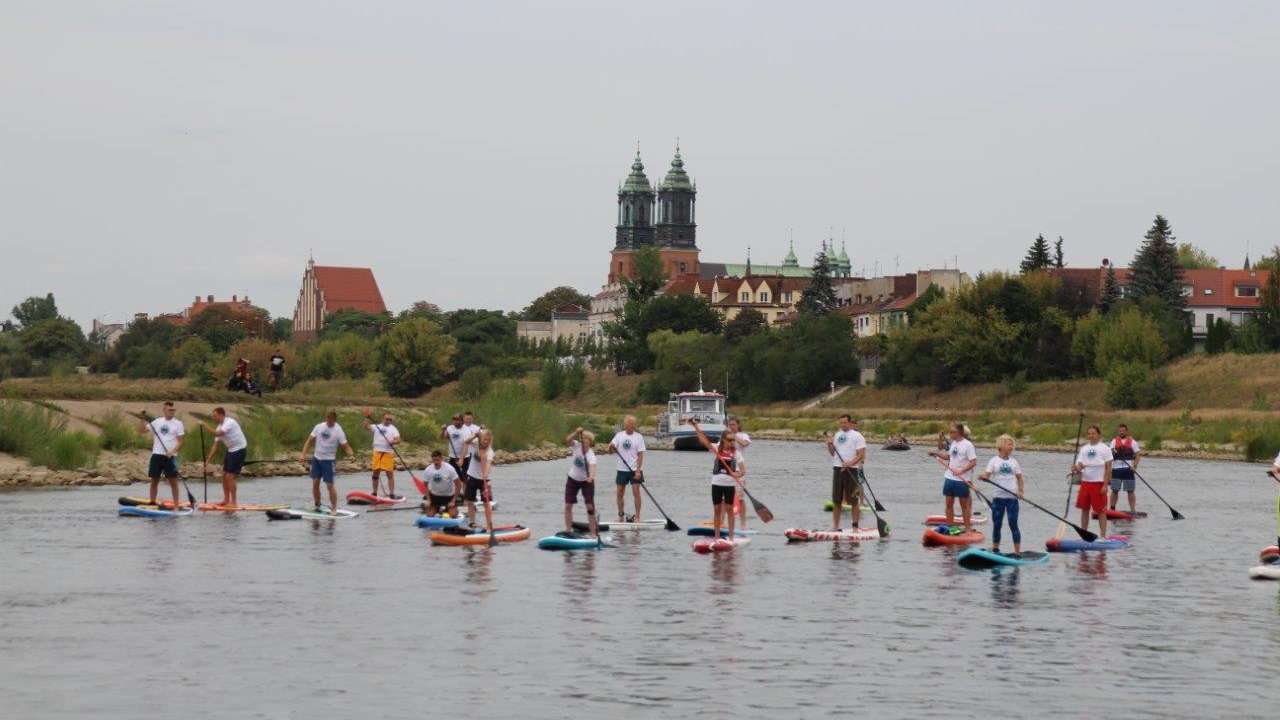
xmin=291 ymin=257 xmax=387 ymax=343
xmin=90 ymin=319 xmax=126 ymax=348
xmin=663 ymin=274 xmax=811 ymax=325
xmin=516 ymin=304 xmax=591 ymax=344
xmin=135 ymin=294 xmax=263 ymax=328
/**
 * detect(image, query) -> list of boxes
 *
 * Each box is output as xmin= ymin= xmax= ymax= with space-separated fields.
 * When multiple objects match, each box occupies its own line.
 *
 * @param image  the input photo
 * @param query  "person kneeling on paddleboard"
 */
xmin=1074 ymin=425 xmax=1113 ymax=539
xmin=979 ymin=434 xmax=1024 ymax=555
xmin=689 ymin=419 xmax=745 ymax=541
xmin=299 ymin=410 xmax=355 ymax=514
xmin=564 ymin=428 xmax=598 ymax=538
xmin=423 ymin=451 xmax=461 ymax=518
xmin=928 ymin=423 xmax=977 ymax=533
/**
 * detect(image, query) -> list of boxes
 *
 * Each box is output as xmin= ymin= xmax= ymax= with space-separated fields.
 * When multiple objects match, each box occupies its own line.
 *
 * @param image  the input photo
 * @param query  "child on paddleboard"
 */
xmin=979 ymin=434 xmax=1024 ymax=554
xmin=689 ymin=419 xmax=745 ymax=541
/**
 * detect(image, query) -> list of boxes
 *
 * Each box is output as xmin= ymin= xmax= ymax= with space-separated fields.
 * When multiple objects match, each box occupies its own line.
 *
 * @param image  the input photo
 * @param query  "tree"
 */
xmin=443 ymin=309 xmax=518 ymax=375
xmin=539 ymin=359 xmax=565 ymax=400
xmin=1175 ymin=243 xmax=1219 ymax=270
xmin=320 ymin=309 xmax=395 ymax=339
xmin=906 ymin=284 xmax=945 ymax=322
xmin=1099 ymin=264 xmax=1121 ymax=314
xmin=1094 ymin=307 xmax=1168 ymax=376
xmin=271 ymin=317 xmax=294 ymax=341
xmin=797 ymin=251 xmax=838 ymax=316
xmin=724 ymin=308 xmax=767 ymax=343
xmin=19 ymin=318 xmax=89 ymax=361
xmin=1054 ymin=236 xmax=1065 ymax=268
xmin=1253 ymin=247 xmax=1280 ymax=273
xmin=1250 ymin=266 xmax=1280 ymax=351
xmin=521 ymin=286 xmax=591 ymax=321
xmin=375 ymin=317 xmax=456 ymax=397
xmin=188 ymin=305 xmax=271 ymax=350
xmin=11 ymin=293 xmax=58 ymax=328
xmin=399 ymin=301 xmax=444 ymax=322
xmin=622 ymin=246 xmax=668 ymax=303
xmin=1204 ymin=317 xmax=1232 ymax=354
xmin=1128 ymin=215 xmax=1185 ymax=310
xmin=1020 ymin=234 xmax=1052 ymax=273
xmin=173 ymin=336 xmax=214 ymax=374
xmin=605 ymin=293 xmax=722 ymax=374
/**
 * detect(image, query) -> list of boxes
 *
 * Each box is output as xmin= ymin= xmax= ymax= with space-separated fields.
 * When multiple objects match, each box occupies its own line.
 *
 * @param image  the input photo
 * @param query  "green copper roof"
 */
xmin=783 ymin=240 xmax=799 ymax=268
xmin=620 ymin=150 xmax=653 ymax=195
xmin=837 ymin=241 xmax=851 ymax=269
xmin=659 ymin=147 xmax=695 ymax=192
xmin=720 ymin=263 xmax=811 ymax=278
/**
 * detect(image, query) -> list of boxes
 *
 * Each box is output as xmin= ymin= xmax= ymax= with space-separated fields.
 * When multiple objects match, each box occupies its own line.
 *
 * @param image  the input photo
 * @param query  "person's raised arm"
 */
xmin=688 ymin=419 xmax=715 ymax=452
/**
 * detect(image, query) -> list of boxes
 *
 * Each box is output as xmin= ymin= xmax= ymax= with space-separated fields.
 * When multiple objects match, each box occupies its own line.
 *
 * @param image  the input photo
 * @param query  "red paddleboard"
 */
xmin=923 ymin=513 xmax=988 ymax=526
xmin=922 ymin=526 xmax=985 ymax=547
xmin=693 ymin=536 xmax=750 ymax=554
xmin=1261 ymin=546 xmax=1279 ymax=562
xmin=346 ymin=491 xmax=407 ymax=506
xmin=1093 ymin=509 xmax=1147 ymax=520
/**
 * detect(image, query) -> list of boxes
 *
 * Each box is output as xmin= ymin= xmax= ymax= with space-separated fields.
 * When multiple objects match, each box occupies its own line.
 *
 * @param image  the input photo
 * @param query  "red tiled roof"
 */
xmin=1180 ymin=268 xmax=1269 ymax=308
xmin=313 ymin=266 xmax=386 ymax=314
xmin=884 ymin=293 xmax=917 ymax=311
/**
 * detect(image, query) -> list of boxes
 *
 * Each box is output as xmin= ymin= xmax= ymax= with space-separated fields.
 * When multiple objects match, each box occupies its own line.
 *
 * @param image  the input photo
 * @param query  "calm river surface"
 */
xmin=2 ymin=441 xmax=1278 ymax=719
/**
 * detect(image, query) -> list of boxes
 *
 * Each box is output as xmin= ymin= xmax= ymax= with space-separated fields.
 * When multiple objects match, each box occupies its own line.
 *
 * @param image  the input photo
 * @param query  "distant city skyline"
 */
xmin=3 ymin=1 xmax=1276 ymax=328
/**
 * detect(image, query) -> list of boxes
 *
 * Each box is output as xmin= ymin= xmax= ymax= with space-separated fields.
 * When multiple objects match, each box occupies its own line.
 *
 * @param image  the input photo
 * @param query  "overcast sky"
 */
xmin=3 ymin=1 xmax=1278 ymax=329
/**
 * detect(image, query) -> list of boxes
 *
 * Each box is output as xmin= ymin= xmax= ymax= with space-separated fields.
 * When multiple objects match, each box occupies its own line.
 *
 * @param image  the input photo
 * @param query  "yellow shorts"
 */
xmin=372 ymin=451 xmax=396 ymax=472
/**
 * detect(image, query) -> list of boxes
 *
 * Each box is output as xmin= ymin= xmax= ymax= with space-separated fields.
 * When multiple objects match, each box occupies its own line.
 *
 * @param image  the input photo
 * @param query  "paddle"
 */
xmin=241 ymin=458 xmax=297 ymax=465
xmin=856 ymin=468 xmax=888 ymax=513
xmin=483 ymin=477 xmax=497 ymax=547
xmin=616 ymin=453 xmax=679 ymax=531
xmin=364 ymin=410 xmax=423 ymax=498
xmin=856 ymin=471 xmax=891 ymax=538
xmin=714 ymin=452 xmax=774 ymax=523
xmin=1057 ymin=413 xmax=1086 ymax=541
xmin=980 ymin=478 xmax=1098 ymax=543
xmin=140 ymin=410 xmax=197 ymax=512
xmin=927 ymin=453 xmax=983 ymax=533
xmin=1118 ymin=459 xmax=1183 ymax=520
xmin=199 ymin=425 xmax=208 ymax=504
xmin=828 ymin=433 xmax=884 ymax=511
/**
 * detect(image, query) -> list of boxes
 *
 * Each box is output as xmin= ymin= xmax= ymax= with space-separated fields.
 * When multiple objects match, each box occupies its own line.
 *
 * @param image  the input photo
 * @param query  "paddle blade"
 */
xmin=487 ymin=529 xmax=498 ymax=547
xmin=752 ymin=500 xmax=774 ymax=524
xmin=665 ymin=518 xmax=681 ymax=531
xmin=872 ymin=499 xmax=886 ymax=512
xmin=1074 ymin=525 xmax=1099 ymax=543
xmin=876 ymin=516 xmax=890 ymax=538
xmin=413 ymin=476 xmax=427 ymax=497
xmin=1171 ymin=508 xmax=1185 ymax=520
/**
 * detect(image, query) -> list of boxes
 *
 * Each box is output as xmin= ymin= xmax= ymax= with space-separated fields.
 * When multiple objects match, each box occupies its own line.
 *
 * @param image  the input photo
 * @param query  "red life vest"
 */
xmin=1112 ymin=436 xmax=1136 ymax=460
xmin=712 ymin=446 xmax=737 ymax=476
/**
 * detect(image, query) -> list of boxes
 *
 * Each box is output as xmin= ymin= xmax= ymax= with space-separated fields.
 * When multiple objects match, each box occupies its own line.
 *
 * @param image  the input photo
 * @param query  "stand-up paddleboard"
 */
xmin=1045 ymin=536 xmax=1128 ymax=552
xmin=957 ymin=548 xmax=1050 ymax=569
xmin=573 ymin=518 xmax=665 ymax=532
xmin=199 ymin=503 xmax=288 ymax=512
xmin=785 ymin=527 xmax=882 ymax=542
xmin=922 ymin=525 xmax=985 ymax=547
xmin=688 ymin=526 xmax=756 ymax=538
xmin=1093 ymin=509 xmax=1147 ymax=520
xmin=538 ymin=532 xmax=613 ymax=550
xmin=1249 ymin=565 xmax=1280 ymax=580
xmin=118 ymin=497 xmax=191 ymax=509
xmin=416 ymin=515 xmax=468 ymax=529
xmin=346 ymin=491 xmax=407 ymax=506
xmin=267 ymin=507 xmax=357 ymax=520
xmin=693 ymin=536 xmax=750 ymax=554
xmin=430 ymin=525 xmax=531 ymax=546
xmin=823 ymin=501 xmax=874 ymax=513
xmin=923 ymin=513 xmax=988 ymax=526
xmin=118 ymin=506 xmax=194 ymax=518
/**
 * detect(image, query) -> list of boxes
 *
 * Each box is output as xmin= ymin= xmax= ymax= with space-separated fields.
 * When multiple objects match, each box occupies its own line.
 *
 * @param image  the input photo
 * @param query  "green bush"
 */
xmin=375 ymin=318 xmax=456 ymax=397
xmin=0 ymin=400 xmax=100 ymax=469
xmin=1095 ymin=307 xmax=1168 ymax=377
xmin=457 ymin=366 xmax=492 ymax=400
xmin=98 ymin=411 xmax=148 ymax=451
xmin=539 ymin=360 xmax=565 ymax=401
xmin=1244 ymin=428 xmax=1280 ymax=462
xmin=1103 ymin=362 xmax=1173 ymax=409
xmin=467 ymin=383 xmax=568 ymax=451
xmin=564 ymin=359 xmax=587 ymax=397
xmin=41 ymin=431 xmax=100 ymax=469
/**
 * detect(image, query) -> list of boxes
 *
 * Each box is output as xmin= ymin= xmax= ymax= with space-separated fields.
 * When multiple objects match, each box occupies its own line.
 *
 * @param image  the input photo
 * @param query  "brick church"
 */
xmin=607 ymin=146 xmax=702 ymax=283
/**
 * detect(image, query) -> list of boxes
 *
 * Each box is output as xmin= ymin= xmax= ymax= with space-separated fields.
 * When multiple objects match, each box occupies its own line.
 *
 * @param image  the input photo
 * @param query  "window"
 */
xmin=740 ymin=291 xmax=750 ymax=302
xmin=759 ymin=292 xmax=770 ymax=303
xmin=1181 ymin=285 xmax=1193 ymax=296
xmin=1237 ymin=286 xmax=1258 ymax=298
xmin=1231 ymin=312 xmax=1245 ymax=325
xmin=1203 ymin=288 xmax=1214 ymax=295
xmin=1205 ymin=313 xmax=1214 ymax=327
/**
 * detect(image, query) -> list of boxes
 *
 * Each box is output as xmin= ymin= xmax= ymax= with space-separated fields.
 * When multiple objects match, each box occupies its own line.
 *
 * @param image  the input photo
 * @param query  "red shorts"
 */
xmin=1076 ymin=482 xmax=1108 ymax=513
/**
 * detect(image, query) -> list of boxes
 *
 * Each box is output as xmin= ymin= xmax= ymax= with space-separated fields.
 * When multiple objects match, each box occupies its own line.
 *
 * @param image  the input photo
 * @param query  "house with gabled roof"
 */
xmin=291 ymin=257 xmax=387 ymax=343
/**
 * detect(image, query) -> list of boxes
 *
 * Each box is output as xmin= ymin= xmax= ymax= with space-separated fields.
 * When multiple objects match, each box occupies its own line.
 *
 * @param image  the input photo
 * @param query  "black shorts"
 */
xmin=223 ymin=448 xmax=247 ymax=475
xmin=147 ymin=453 xmax=179 ymax=479
xmin=832 ymin=466 xmax=861 ymax=506
xmin=428 ymin=492 xmax=455 ymax=511
xmin=711 ymin=484 xmax=736 ymax=506
xmin=464 ymin=475 xmax=493 ymax=503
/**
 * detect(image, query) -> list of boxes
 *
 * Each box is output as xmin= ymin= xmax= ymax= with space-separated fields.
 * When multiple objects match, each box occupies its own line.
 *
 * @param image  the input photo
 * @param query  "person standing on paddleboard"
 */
xmin=563 ymin=428 xmax=599 ymax=537
xmin=1074 ymin=425 xmax=1113 ymax=539
xmin=826 ymin=415 xmax=867 ymax=532
xmin=441 ymin=414 xmax=469 ymax=487
xmin=138 ymin=401 xmax=185 ymax=508
xmin=1268 ymin=451 xmax=1280 ymax=555
xmin=979 ymin=434 xmax=1024 ymax=554
xmin=362 ymin=409 xmax=403 ymax=499
xmin=1108 ymin=424 xmax=1141 ymax=514
xmin=608 ymin=416 xmax=646 ymax=522
xmin=459 ymin=428 xmax=497 ymax=532
xmin=928 ymin=423 xmax=977 ymax=532
xmin=205 ymin=407 xmax=248 ymax=508
xmin=423 ymin=450 xmax=461 ymax=518
xmin=726 ymin=417 xmax=752 ymax=529
xmin=690 ymin=419 xmax=745 ymax=541
xmin=299 ymin=410 xmax=355 ymax=514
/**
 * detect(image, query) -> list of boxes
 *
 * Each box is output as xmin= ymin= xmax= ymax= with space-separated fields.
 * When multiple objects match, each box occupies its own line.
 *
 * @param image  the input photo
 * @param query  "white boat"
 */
xmin=655 ymin=376 xmax=727 ymax=450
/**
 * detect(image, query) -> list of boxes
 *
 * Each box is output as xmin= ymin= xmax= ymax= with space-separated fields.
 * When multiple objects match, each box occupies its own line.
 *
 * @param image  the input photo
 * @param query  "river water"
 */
xmin=1 ymin=440 xmax=1277 ymax=719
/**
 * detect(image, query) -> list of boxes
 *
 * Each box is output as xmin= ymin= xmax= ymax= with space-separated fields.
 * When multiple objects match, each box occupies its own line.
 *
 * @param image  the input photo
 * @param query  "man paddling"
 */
xmin=362 ymin=409 xmax=403 ymax=499
xmin=726 ymin=417 xmax=751 ymax=530
xmin=608 ymin=416 xmax=646 ymax=522
xmin=138 ymin=401 xmax=185 ymax=508
xmin=1074 ymin=425 xmax=1113 ymax=539
xmin=563 ymin=428 xmax=598 ymax=537
xmin=928 ymin=423 xmax=977 ymax=532
xmin=826 ymin=415 xmax=866 ymax=532
xmin=299 ymin=410 xmax=355 ymax=514
xmin=423 ymin=450 xmax=461 ymax=518
xmin=1109 ymin=424 xmax=1141 ymax=514
xmin=441 ymin=414 xmax=469 ymax=481
xmin=204 ymin=407 xmax=248 ymax=508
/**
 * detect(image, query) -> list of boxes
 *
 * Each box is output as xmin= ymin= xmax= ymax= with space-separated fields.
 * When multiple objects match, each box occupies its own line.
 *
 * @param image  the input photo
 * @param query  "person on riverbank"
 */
xmin=138 ymin=401 xmax=185 ymax=508
xmin=460 ymin=428 xmax=496 ymax=532
xmin=423 ymin=450 xmax=461 ymax=518
xmin=268 ymin=350 xmax=286 ymax=392
xmin=690 ymin=419 xmax=745 ymax=540
xmin=299 ymin=410 xmax=355 ymax=514
xmin=726 ymin=417 xmax=751 ymax=529
xmin=1074 ymin=424 xmax=1113 ymax=538
xmin=362 ymin=409 xmax=403 ymax=499
xmin=1109 ymin=424 xmax=1141 ymax=514
xmin=928 ymin=423 xmax=977 ymax=532
xmin=205 ymin=407 xmax=248 ymax=507
xmin=563 ymin=428 xmax=598 ymax=537
xmin=608 ymin=416 xmax=646 ymax=522
xmin=441 ymin=414 xmax=469 ymax=481
xmin=979 ymin=434 xmax=1024 ymax=554
xmin=826 ymin=415 xmax=866 ymax=531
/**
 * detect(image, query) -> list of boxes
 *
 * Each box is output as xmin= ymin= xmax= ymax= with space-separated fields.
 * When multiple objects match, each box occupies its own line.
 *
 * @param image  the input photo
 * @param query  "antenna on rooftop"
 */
xmin=894 ymin=255 xmax=900 ymax=275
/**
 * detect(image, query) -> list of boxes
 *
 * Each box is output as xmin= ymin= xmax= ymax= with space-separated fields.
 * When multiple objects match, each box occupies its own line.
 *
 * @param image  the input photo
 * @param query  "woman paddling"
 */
xmin=979 ymin=435 xmax=1025 ymax=554
xmin=928 ymin=423 xmax=978 ymax=532
xmin=689 ymin=419 xmax=745 ymax=541
xmin=460 ymin=428 xmax=496 ymax=534
xmin=563 ymin=428 xmax=598 ymax=538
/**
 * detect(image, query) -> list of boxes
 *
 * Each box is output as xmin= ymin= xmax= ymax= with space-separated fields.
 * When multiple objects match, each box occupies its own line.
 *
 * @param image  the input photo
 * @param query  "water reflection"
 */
xmin=1075 ymin=552 xmax=1109 ymax=578
xmin=709 ymin=554 xmax=739 ymax=594
xmin=460 ymin=547 xmax=494 ymax=598
xmin=561 ymin=549 xmax=598 ymax=595
xmin=989 ymin=567 xmax=1021 ymax=608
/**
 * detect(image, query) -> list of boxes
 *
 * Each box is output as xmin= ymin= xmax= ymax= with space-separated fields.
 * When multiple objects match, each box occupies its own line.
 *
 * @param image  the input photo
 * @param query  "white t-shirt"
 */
xmin=217 ymin=418 xmax=247 ymax=453
xmin=147 ymin=417 xmax=185 ymax=456
xmin=712 ymin=449 xmax=744 ymax=487
xmin=830 ymin=429 xmax=867 ymax=468
xmin=443 ymin=424 xmax=467 ymax=458
xmin=426 ymin=462 xmax=460 ymax=496
xmin=309 ymin=422 xmax=348 ymax=461
xmin=732 ymin=431 xmax=751 ymax=459
xmin=985 ymin=455 xmax=1022 ymax=499
xmin=568 ymin=440 xmax=597 ymax=482
xmin=944 ymin=439 xmax=977 ymax=482
xmin=370 ymin=422 xmax=400 ymax=453
xmin=1273 ymin=449 xmax=1280 ymax=469
xmin=467 ymin=447 xmax=494 ymax=480
xmin=460 ymin=423 xmax=481 ymax=457
xmin=610 ymin=430 xmax=646 ymax=472
xmin=1077 ymin=441 xmax=1113 ymax=483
